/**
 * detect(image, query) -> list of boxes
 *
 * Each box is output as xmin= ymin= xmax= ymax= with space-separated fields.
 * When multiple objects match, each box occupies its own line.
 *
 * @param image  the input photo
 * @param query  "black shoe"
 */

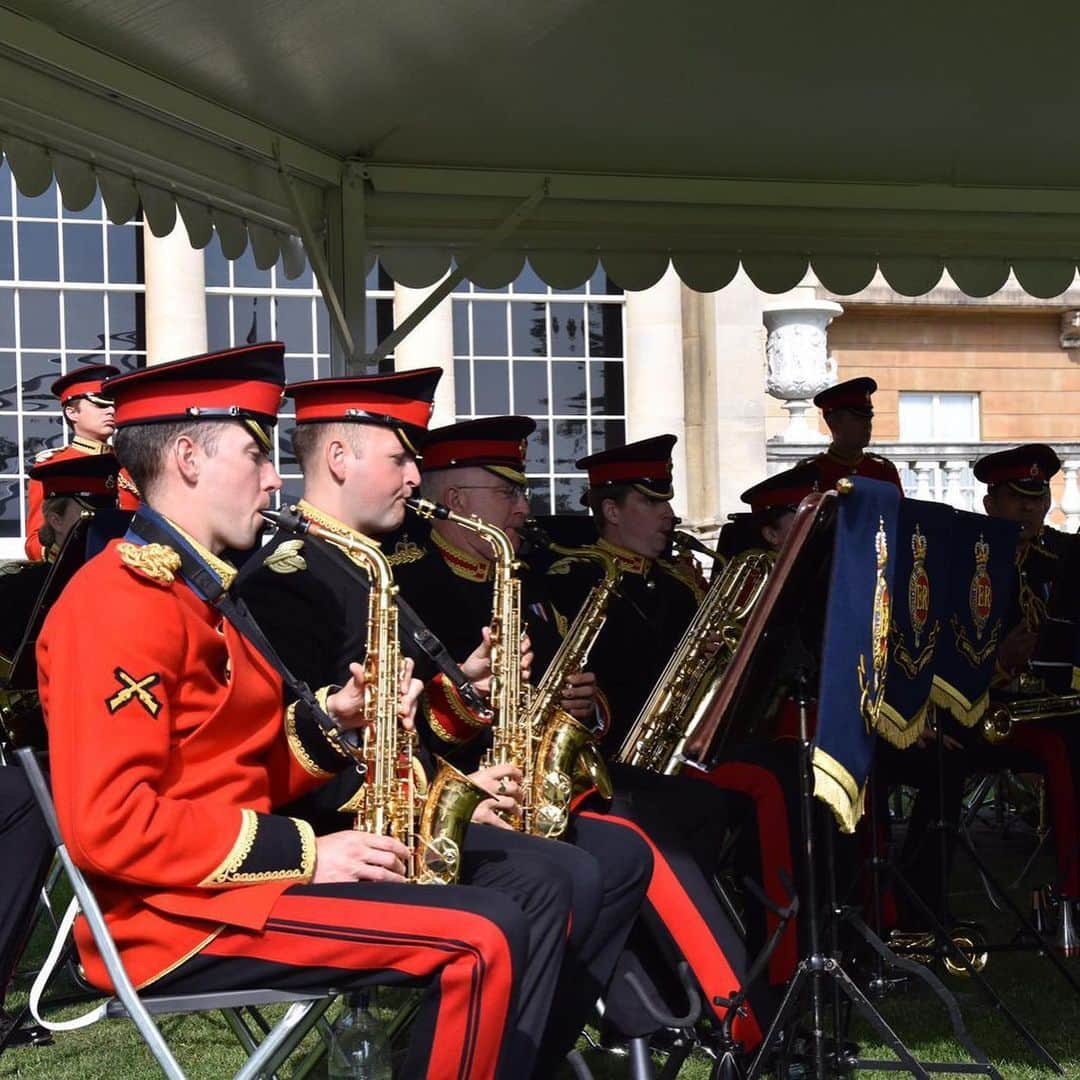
xmin=0 ymin=1009 xmax=53 ymax=1049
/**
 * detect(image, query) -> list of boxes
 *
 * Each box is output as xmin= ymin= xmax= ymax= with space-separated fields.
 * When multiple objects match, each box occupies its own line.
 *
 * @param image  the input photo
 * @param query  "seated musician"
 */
xmin=501 ymin=432 xmax=778 ymax=1053
xmin=802 ymin=377 xmax=903 ymax=493
xmin=24 ymin=365 xmax=138 ymax=561
xmin=236 ymin=387 xmax=648 ymax=1075
xmin=0 ymin=454 xmax=123 ymax=1051
xmin=37 ymin=344 xmax=559 ymax=1079
xmin=975 ymin=444 xmax=1080 ymax=931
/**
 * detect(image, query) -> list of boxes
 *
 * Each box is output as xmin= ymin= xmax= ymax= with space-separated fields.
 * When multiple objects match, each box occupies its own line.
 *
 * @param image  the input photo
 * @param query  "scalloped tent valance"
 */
xmin=3 ymin=0 xmax=1080 ymax=331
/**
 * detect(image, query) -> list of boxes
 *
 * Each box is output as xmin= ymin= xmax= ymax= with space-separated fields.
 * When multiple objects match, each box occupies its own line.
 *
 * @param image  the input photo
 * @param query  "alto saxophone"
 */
xmin=267 ymin=505 xmax=486 ymax=885
xmin=518 ymin=526 xmax=619 ymax=837
xmin=617 ymin=547 xmax=775 ymax=773
xmin=408 ymin=497 xmax=540 ymax=832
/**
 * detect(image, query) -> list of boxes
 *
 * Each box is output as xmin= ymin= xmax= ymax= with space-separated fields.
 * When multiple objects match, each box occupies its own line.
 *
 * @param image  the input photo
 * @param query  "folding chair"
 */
xmin=16 ymin=747 xmax=335 ymax=1080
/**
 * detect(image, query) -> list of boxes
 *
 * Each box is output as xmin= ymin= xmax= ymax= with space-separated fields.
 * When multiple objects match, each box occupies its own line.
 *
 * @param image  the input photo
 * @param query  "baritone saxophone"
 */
xmin=265 ymin=505 xmax=486 ymax=884
xmin=617 ymin=547 xmax=775 ymax=773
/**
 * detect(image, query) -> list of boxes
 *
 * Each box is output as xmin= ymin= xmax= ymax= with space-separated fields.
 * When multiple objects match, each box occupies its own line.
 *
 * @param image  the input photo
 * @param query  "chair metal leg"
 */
xmin=233 ymin=1001 xmax=321 ymax=1080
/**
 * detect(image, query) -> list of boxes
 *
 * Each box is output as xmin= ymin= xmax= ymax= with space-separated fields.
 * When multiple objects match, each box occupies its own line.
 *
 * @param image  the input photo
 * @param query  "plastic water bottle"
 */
xmin=326 ymin=992 xmax=392 ymax=1079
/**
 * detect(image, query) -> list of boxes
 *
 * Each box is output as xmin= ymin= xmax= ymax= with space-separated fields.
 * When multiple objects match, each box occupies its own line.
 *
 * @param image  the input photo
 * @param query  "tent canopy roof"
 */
xmin=2 ymin=0 xmax=1080 ymax=297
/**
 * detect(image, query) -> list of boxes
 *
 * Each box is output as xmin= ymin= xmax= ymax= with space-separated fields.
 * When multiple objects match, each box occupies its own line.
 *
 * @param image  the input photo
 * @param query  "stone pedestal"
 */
xmin=763 ymin=296 xmax=843 ymax=443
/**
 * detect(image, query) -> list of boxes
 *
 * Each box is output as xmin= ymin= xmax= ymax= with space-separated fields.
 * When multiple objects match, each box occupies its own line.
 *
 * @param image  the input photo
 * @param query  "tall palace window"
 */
xmin=452 ymin=265 xmax=627 ymax=514
xmin=0 ymin=162 xmax=145 ymax=555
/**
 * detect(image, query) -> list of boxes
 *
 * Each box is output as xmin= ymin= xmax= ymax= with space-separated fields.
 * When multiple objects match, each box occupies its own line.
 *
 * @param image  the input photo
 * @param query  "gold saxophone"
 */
xmin=270 ymin=506 xmax=486 ymax=885
xmin=519 ymin=529 xmax=620 ymax=837
xmin=982 ymin=692 xmax=1080 ymax=743
xmin=617 ymin=547 xmax=775 ymax=773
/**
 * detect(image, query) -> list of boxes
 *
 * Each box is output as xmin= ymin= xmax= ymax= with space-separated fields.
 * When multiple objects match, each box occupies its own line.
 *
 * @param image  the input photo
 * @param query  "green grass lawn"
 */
xmin=3 ymin=806 xmax=1079 ymax=1078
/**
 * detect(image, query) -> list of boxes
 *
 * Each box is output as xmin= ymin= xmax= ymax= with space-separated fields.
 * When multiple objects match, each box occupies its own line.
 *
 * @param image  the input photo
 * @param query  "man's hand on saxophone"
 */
xmin=312 ymin=831 xmax=410 ymax=885
xmin=324 ymin=657 xmax=423 ymax=731
xmin=469 ymin=763 xmax=524 ymax=830
xmin=560 ymin=671 xmax=598 ymax=720
xmin=460 ymin=627 xmax=534 ymax=697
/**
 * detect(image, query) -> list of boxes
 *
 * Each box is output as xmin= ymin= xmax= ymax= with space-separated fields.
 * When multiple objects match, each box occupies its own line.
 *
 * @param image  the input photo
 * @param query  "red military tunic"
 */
xmin=37 ymin=536 xmax=333 ymax=990
xmin=805 ymin=448 xmax=904 ymax=494
xmin=25 ymin=437 xmax=140 ymax=560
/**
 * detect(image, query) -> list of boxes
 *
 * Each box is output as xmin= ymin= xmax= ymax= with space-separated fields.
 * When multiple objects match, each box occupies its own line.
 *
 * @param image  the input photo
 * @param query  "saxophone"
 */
xmin=266 ymin=505 xmax=486 ymax=885
xmin=409 ymin=496 xmax=549 ymax=833
xmin=617 ymin=547 xmax=775 ymax=773
xmin=519 ymin=527 xmax=619 ymax=837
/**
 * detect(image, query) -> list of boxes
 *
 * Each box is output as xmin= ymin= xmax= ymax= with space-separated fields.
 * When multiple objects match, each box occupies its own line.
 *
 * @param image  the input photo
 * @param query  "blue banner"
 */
xmin=878 ymin=499 xmax=951 ymax=748
xmin=931 ymin=512 xmax=1019 ymax=725
xmin=813 ymin=477 xmax=901 ymax=833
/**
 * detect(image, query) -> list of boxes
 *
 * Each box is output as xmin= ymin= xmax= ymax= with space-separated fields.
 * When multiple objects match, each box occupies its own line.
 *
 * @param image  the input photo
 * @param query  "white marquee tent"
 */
xmin=2 ymin=0 xmax=1079 ymax=364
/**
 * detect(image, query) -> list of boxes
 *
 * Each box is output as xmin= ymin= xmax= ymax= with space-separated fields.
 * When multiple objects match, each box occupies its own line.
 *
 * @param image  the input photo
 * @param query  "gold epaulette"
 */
xmin=547 ymin=547 xmax=601 ymax=576
xmin=117 ymin=542 xmax=181 ymax=585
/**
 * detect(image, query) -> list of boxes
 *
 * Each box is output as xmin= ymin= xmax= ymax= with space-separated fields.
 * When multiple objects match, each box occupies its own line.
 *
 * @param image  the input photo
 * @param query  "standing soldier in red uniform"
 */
xmin=803 ymin=377 xmax=903 ymax=493
xmin=37 ymin=344 xmax=563 ymax=1079
xmin=24 ymin=365 xmax=139 ymax=560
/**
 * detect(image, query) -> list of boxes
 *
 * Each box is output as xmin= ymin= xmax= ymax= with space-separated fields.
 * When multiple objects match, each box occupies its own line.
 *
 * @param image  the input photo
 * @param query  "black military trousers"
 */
xmin=155 ymin=875 xmax=569 ymax=1080
xmin=576 ymin=763 xmax=774 ymax=1052
xmin=0 ymin=765 xmax=54 ymax=1005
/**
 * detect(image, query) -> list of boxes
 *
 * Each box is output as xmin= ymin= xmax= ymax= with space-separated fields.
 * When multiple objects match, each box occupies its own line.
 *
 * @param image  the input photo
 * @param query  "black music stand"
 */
xmin=744 ymin=672 xmax=1003 ymax=1080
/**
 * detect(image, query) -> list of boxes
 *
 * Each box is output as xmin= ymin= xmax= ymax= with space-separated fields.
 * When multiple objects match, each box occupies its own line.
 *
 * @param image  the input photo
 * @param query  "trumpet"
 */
xmin=981 ymin=693 xmax=1080 ymax=743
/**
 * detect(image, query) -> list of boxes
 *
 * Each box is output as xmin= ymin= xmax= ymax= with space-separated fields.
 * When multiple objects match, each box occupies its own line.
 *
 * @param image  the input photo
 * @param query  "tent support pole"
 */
xmin=276 ymin=150 xmax=356 ymax=369
xmin=364 ymin=177 xmax=550 ymax=365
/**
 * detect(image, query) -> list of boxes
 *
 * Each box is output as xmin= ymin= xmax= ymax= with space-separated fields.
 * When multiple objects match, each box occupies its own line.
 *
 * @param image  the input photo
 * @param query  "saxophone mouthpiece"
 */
xmin=406 ymin=496 xmax=450 ymax=521
xmin=261 ymin=504 xmax=310 ymax=536
xmin=673 ymin=529 xmax=722 ymax=561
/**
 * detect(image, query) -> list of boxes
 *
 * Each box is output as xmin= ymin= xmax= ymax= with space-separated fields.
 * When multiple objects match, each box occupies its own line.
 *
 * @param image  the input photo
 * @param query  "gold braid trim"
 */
xmin=118 ymin=471 xmax=140 ymax=497
xmin=199 ymin=810 xmax=316 ymax=886
xmin=284 ymin=700 xmax=333 ymax=778
xmin=930 ymin=676 xmax=989 ymax=728
xmin=117 ymin=542 xmax=181 ymax=585
xmin=876 ymin=698 xmax=930 ymax=750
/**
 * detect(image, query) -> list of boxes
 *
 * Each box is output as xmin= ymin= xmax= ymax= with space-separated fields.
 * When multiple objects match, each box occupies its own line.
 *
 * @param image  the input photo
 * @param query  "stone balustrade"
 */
xmin=766 ymin=442 xmax=1080 ymax=533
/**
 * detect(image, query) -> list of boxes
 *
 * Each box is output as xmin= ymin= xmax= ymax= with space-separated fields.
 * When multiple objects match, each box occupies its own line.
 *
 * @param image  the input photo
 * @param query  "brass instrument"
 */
xmin=519 ymin=527 xmax=619 ymax=837
xmin=618 ymin=547 xmax=775 ymax=773
xmin=267 ymin=506 xmax=486 ymax=884
xmin=408 ymin=497 xmax=534 ymax=832
xmin=887 ymin=924 xmax=989 ymax=977
xmin=981 ymin=693 xmax=1080 ymax=744
xmin=672 ymin=529 xmax=724 ymax=563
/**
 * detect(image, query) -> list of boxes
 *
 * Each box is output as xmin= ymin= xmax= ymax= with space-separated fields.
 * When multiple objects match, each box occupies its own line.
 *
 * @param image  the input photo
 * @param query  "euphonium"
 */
xmin=981 ymin=693 xmax=1080 ymax=744
xmin=518 ymin=525 xmax=619 ymax=837
xmin=266 ymin=505 xmax=486 ymax=885
xmin=407 ymin=497 xmax=535 ymax=831
xmin=617 ymin=546 xmax=775 ymax=773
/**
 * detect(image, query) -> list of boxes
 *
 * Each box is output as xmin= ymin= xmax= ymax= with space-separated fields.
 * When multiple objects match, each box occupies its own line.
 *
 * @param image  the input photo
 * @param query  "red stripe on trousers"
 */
xmin=689 ymin=762 xmax=798 ymax=985
xmin=578 ymin=809 xmax=763 ymax=1050
xmin=1009 ymin=724 xmax=1080 ymax=896
xmin=201 ymin=893 xmax=514 ymax=1080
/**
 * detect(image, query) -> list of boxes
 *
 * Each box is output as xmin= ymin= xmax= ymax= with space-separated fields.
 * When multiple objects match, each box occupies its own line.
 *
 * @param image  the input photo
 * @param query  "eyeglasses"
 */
xmin=452 ymin=484 xmax=532 ymax=502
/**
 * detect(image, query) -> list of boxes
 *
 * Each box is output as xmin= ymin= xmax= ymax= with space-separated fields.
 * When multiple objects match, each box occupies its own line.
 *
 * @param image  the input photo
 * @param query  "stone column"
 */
xmin=143 ymin=219 xmax=208 ymax=365
xmin=1061 ymin=459 xmax=1080 ymax=533
xmin=699 ymin=270 xmax=770 ymax=525
xmin=393 ymin=281 xmax=456 ymax=427
xmin=763 ymin=289 xmax=842 ymax=443
xmin=624 ymin=265 xmax=688 ymax=519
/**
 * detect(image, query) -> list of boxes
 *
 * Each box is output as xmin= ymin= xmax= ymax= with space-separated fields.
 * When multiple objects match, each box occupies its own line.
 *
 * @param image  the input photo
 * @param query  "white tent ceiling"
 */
xmin=2 ymin=0 xmax=1080 ymax=311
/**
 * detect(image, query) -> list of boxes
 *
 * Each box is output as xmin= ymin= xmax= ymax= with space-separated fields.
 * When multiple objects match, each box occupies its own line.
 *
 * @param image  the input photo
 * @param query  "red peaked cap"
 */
xmin=30 ymin=452 xmax=120 ymax=505
xmin=973 ymin=443 xmax=1061 ymax=496
xmin=813 ymin=376 xmax=877 ymax=416
xmin=51 ymin=364 xmax=123 ymax=405
xmin=577 ymin=434 xmax=677 ymax=501
xmin=287 ymin=367 xmax=443 ymax=454
xmin=740 ymin=464 xmax=821 ymax=513
xmin=105 ymin=343 xmax=285 ymax=451
xmin=421 ymin=416 xmax=536 ymax=485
